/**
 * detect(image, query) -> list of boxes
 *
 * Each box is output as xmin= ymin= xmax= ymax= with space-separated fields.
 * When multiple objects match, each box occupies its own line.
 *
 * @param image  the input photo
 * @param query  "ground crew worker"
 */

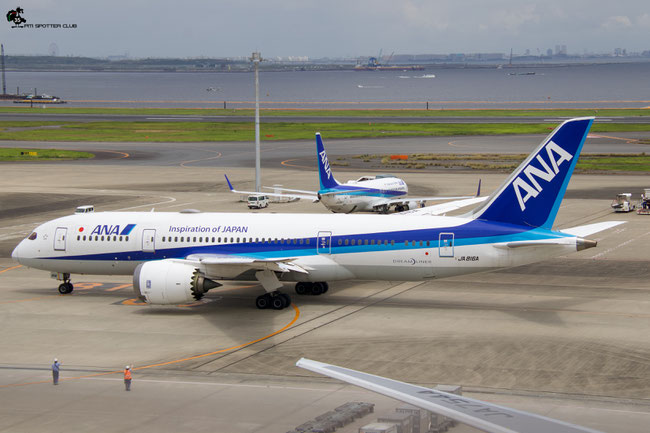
xmin=124 ymin=365 xmax=132 ymax=391
xmin=51 ymin=358 xmax=61 ymax=385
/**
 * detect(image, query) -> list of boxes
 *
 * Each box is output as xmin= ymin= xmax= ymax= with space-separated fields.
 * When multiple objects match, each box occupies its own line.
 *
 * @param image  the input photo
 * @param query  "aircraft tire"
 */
xmin=255 ymin=294 xmax=271 ymax=309
xmin=280 ymin=293 xmax=291 ymax=307
xmin=321 ymin=282 xmax=329 ymax=293
xmin=58 ymin=283 xmax=73 ymax=294
xmin=295 ymin=282 xmax=309 ymax=295
xmin=311 ymin=282 xmax=325 ymax=296
xmin=271 ymin=295 xmax=285 ymax=310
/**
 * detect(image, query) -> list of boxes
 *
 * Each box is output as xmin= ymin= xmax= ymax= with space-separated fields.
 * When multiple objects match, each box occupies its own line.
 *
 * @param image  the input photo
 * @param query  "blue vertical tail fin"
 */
xmin=316 ymin=133 xmax=340 ymax=190
xmin=470 ymin=117 xmax=594 ymax=229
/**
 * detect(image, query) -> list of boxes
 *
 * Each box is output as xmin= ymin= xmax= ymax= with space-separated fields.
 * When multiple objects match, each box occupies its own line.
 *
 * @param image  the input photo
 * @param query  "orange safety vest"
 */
xmin=124 ymin=369 xmax=132 ymax=380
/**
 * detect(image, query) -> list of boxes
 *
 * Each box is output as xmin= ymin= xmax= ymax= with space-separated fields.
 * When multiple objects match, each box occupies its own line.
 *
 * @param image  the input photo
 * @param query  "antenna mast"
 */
xmin=1 ymin=44 xmax=6 ymax=95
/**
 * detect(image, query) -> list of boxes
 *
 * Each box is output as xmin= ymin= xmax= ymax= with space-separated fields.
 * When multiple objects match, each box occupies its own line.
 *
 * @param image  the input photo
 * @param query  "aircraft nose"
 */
xmin=11 ymin=241 xmax=22 ymax=264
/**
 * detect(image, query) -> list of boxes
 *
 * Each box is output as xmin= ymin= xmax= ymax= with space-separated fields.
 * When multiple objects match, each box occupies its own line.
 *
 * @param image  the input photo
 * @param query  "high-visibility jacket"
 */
xmin=124 ymin=369 xmax=132 ymax=380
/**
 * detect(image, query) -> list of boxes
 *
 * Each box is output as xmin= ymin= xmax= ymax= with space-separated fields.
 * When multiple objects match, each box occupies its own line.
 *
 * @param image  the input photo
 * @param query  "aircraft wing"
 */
xmin=296 ymin=358 xmax=604 ymax=433
xmin=185 ymin=254 xmax=309 ymax=278
xmin=263 ymin=186 xmax=318 ymax=195
xmin=225 ymin=175 xmax=318 ymax=202
xmin=398 ymin=196 xmax=488 ymax=216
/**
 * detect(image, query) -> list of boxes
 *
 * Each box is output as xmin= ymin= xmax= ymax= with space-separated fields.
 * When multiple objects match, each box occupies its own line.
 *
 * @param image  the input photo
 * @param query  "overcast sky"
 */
xmin=2 ymin=1 xmax=650 ymax=58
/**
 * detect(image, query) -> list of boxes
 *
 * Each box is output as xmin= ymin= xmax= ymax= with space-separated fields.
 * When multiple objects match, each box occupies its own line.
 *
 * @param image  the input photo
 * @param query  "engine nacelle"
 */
xmin=133 ymin=260 xmax=221 ymax=305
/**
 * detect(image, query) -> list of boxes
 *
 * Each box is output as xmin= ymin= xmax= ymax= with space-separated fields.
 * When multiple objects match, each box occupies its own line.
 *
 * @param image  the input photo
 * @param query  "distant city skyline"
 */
xmin=1 ymin=1 xmax=649 ymax=58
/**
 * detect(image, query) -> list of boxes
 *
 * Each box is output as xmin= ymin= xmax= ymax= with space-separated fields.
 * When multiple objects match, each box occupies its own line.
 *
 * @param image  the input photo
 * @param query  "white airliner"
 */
xmin=225 ymin=133 xmax=475 ymax=213
xmin=12 ymin=118 xmax=623 ymax=310
xmin=297 ymin=358 xmax=603 ymax=433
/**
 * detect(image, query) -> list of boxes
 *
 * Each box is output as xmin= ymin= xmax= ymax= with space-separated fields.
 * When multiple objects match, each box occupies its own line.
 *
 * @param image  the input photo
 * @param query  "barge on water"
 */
xmin=14 ymin=94 xmax=66 ymax=104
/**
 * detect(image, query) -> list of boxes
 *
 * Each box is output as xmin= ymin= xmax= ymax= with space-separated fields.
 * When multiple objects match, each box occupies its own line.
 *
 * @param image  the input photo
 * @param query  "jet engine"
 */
xmin=133 ymin=260 xmax=221 ymax=305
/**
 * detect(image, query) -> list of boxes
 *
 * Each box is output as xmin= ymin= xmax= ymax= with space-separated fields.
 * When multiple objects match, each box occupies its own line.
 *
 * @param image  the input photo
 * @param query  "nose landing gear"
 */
xmin=57 ymin=273 xmax=74 ymax=294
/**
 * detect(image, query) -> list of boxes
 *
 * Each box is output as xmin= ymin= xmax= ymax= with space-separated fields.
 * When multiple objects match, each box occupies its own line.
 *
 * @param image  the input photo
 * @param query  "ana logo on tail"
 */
xmin=512 ymin=140 xmax=573 ymax=211
xmin=319 ymin=149 xmax=332 ymax=180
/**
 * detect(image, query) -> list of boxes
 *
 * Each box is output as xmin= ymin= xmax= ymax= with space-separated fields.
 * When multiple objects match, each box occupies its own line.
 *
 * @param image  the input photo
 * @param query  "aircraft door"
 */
xmin=54 ymin=227 xmax=67 ymax=251
xmin=142 ymin=229 xmax=156 ymax=253
xmin=317 ymin=231 xmax=332 ymax=255
xmin=439 ymin=233 xmax=454 ymax=258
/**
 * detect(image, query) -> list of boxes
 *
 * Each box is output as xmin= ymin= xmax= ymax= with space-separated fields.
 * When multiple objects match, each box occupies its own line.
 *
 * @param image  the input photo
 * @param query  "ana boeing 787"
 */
xmin=12 ymin=118 xmax=622 ymax=310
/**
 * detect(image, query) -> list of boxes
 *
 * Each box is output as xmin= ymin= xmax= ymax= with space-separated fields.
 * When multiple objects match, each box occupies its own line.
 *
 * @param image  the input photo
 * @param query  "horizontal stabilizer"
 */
xmin=560 ymin=221 xmax=626 ymax=237
xmin=296 ymin=358 xmax=604 ymax=433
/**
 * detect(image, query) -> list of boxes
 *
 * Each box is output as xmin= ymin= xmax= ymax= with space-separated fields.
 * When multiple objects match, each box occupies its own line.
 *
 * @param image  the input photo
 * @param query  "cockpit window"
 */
xmin=28 ymin=232 xmax=37 ymax=240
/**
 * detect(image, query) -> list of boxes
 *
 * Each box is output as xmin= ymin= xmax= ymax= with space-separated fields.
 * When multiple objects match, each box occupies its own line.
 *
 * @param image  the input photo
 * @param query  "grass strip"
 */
xmin=357 ymin=153 xmax=650 ymax=172
xmin=0 ymin=148 xmax=93 ymax=161
xmin=1 ymin=121 xmax=650 ymax=142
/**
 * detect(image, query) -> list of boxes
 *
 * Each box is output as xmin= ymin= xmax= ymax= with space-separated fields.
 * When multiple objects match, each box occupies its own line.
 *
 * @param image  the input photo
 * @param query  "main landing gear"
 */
xmin=294 ymin=282 xmax=329 ymax=296
xmin=255 ymin=292 xmax=291 ymax=310
xmin=57 ymin=273 xmax=74 ymax=294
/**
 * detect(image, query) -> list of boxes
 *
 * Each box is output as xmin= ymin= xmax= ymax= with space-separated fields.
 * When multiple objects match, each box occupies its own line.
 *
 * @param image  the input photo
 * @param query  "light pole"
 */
xmin=251 ymin=51 xmax=262 ymax=192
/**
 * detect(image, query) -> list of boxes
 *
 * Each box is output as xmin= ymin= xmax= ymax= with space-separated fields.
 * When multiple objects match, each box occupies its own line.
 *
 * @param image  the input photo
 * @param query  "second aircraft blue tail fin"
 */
xmin=470 ymin=117 xmax=594 ymax=230
xmin=316 ymin=133 xmax=340 ymax=190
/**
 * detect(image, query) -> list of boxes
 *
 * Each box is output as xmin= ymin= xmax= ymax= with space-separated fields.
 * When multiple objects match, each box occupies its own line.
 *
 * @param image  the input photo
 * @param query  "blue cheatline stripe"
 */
xmin=120 ymin=224 xmax=136 ymax=235
xmin=43 ymin=220 xmax=571 ymax=262
xmin=319 ymin=185 xmax=405 ymax=198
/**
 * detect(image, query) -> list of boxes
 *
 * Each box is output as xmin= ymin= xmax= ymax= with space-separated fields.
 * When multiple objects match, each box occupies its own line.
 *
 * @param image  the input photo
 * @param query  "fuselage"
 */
xmin=319 ymin=176 xmax=409 ymax=213
xmin=12 ymin=210 xmax=580 ymax=283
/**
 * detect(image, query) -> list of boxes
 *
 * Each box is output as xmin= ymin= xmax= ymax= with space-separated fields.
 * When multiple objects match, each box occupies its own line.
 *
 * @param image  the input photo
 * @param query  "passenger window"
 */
xmin=231 ymin=237 xmax=234 ymax=243
xmin=199 ymin=237 xmax=203 ymax=242
xmin=77 ymin=235 xmax=80 ymax=241
xmin=364 ymin=239 xmax=368 ymax=245
xmin=114 ymin=236 xmax=117 ymax=241
xmin=193 ymin=237 xmax=197 ymax=242
xmin=293 ymin=239 xmax=297 ymax=245
xmin=299 ymin=239 xmax=303 ymax=245
xmin=426 ymin=240 xmax=430 ymax=247
xmin=212 ymin=237 xmax=215 ymax=242
xmin=420 ymin=241 xmax=423 ymax=247
xmin=101 ymin=236 xmax=105 ymax=241
xmin=125 ymin=236 xmax=129 ymax=241
xmin=351 ymin=239 xmax=356 ymax=246
xmin=256 ymin=237 xmax=259 ymax=242
xmin=306 ymin=239 xmax=310 ymax=245
xmin=338 ymin=239 xmax=342 ymax=245
xmin=119 ymin=236 xmax=123 ymax=242
xmin=390 ymin=240 xmax=394 ymax=246
xmin=405 ymin=241 xmax=408 ymax=246
xmin=181 ymin=237 xmax=184 ymax=242
xmin=371 ymin=239 xmax=375 ymax=245
xmin=83 ymin=235 xmax=87 ymax=241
